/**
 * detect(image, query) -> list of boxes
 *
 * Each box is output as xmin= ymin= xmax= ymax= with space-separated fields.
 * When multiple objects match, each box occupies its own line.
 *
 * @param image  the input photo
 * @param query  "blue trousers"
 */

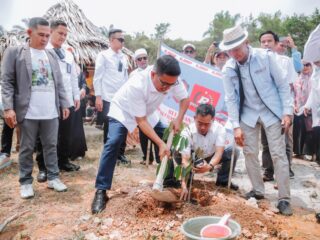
xmin=95 ymin=118 xmax=128 ymax=190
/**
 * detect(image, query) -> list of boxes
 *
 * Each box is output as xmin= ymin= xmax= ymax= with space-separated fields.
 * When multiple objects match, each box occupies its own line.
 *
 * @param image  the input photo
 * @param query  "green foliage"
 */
xmin=153 ymin=22 xmax=171 ymax=40
xmin=203 ymin=11 xmax=241 ymax=40
xmin=115 ymin=8 xmax=320 ymax=69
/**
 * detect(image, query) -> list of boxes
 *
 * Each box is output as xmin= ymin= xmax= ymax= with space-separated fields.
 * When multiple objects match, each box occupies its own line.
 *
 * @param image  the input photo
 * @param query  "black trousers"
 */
xmin=139 ymin=121 xmax=166 ymax=163
xmin=1 ymin=121 xmax=14 ymax=155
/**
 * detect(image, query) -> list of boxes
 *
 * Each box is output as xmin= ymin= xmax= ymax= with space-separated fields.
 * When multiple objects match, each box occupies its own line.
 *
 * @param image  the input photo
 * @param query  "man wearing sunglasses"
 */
xmin=91 ymin=55 xmax=190 ymax=214
xmin=130 ymin=48 xmax=150 ymax=76
xmin=93 ymin=28 xmax=129 ymax=164
xmin=182 ymin=43 xmax=196 ymax=59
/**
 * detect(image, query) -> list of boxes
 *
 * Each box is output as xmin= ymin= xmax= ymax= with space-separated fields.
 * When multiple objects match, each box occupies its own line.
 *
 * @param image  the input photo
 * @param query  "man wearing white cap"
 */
xmin=130 ymin=48 xmax=152 ymax=77
xmin=130 ymin=49 xmax=162 ymax=165
xmin=182 ymin=43 xmax=196 ymax=59
xmin=220 ymin=25 xmax=293 ymax=215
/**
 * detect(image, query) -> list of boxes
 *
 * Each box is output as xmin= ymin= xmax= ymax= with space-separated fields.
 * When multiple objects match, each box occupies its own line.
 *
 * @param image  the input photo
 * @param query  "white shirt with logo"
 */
xmin=180 ymin=121 xmax=226 ymax=158
xmin=25 ymin=48 xmax=58 ymax=119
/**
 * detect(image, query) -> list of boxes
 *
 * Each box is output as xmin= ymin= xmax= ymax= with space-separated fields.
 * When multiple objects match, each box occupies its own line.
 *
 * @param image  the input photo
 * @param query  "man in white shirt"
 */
xmin=93 ymin=28 xmax=129 ymax=164
xmin=36 ymin=20 xmax=81 ymax=182
xmin=130 ymin=48 xmax=161 ymax=165
xmin=1 ymin=17 xmax=70 ymax=198
xmin=259 ymin=30 xmax=296 ymax=181
xmin=179 ymin=104 xmax=238 ymax=200
xmin=91 ymin=55 xmax=190 ymax=213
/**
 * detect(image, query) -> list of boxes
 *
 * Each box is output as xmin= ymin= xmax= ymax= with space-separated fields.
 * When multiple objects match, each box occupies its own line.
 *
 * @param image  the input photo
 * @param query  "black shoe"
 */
xmin=118 ymin=155 xmax=130 ymax=165
xmin=91 ymin=190 xmax=109 ymax=214
xmin=277 ymin=200 xmax=293 ymax=216
xmin=289 ymin=169 xmax=294 ymax=179
xmin=59 ymin=162 xmax=80 ymax=172
xmin=37 ymin=171 xmax=47 ymax=183
xmin=263 ymin=174 xmax=274 ymax=182
xmin=316 ymin=213 xmax=320 ymax=223
xmin=244 ymin=190 xmax=264 ymax=200
xmin=216 ymin=181 xmax=239 ymax=191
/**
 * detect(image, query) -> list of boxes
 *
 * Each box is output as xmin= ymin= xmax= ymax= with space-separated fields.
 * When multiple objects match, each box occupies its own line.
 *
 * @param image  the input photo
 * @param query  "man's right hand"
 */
xmin=4 ymin=109 xmax=17 ymax=128
xmin=234 ymin=127 xmax=244 ymax=147
xmin=95 ymin=96 xmax=103 ymax=112
xmin=158 ymin=141 xmax=170 ymax=160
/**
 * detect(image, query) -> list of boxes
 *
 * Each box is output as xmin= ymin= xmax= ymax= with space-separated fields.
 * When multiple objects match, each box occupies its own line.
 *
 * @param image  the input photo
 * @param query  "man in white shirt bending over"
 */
xmin=91 ymin=55 xmax=190 ymax=214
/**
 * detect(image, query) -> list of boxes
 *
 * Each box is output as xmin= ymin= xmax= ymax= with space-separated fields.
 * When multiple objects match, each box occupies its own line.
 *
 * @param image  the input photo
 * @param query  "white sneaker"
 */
xmin=0 ymin=154 xmax=12 ymax=170
xmin=48 ymin=178 xmax=68 ymax=192
xmin=20 ymin=184 xmax=34 ymax=199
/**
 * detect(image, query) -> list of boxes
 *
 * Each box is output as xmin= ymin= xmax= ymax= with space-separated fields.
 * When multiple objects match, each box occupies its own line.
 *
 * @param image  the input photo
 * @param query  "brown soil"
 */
xmin=0 ymin=127 xmax=319 ymax=240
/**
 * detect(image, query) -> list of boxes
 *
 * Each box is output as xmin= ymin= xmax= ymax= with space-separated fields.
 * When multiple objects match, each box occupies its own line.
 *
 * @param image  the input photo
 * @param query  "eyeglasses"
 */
xmin=114 ymin=38 xmax=125 ymax=43
xmin=158 ymin=76 xmax=179 ymax=87
xmin=184 ymin=50 xmax=194 ymax=54
xmin=137 ymin=56 xmax=147 ymax=61
xmin=304 ymin=63 xmax=311 ymax=67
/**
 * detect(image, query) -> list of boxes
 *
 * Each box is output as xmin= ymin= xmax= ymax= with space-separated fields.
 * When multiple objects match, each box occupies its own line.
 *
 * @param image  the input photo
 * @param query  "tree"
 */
xmin=203 ymin=11 xmax=240 ymax=41
xmin=256 ymin=11 xmax=285 ymax=36
xmin=153 ymin=22 xmax=170 ymax=40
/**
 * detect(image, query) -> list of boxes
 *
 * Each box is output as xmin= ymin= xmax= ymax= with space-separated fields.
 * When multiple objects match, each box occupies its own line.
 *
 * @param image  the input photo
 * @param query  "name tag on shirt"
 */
xmin=66 ymin=63 xmax=72 ymax=73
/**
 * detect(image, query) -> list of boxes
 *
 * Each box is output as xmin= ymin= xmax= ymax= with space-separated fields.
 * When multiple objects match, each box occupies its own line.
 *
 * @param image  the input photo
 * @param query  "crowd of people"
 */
xmin=0 ymin=16 xmax=320 ymax=220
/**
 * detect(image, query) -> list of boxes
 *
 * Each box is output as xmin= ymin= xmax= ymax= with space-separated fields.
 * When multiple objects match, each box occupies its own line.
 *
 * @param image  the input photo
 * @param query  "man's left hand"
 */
xmin=172 ymin=118 xmax=182 ymax=134
xmin=193 ymin=162 xmax=211 ymax=173
xmin=281 ymin=115 xmax=292 ymax=134
xmin=62 ymin=108 xmax=70 ymax=120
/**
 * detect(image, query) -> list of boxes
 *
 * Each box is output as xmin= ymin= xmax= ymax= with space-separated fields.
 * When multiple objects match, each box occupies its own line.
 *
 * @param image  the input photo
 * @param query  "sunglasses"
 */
xmin=114 ymin=38 xmax=125 ymax=43
xmin=137 ymin=56 xmax=147 ymax=61
xmin=184 ymin=50 xmax=194 ymax=54
xmin=304 ymin=63 xmax=311 ymax=67
xmin=158 ymin=76 xmax=179 ymax=87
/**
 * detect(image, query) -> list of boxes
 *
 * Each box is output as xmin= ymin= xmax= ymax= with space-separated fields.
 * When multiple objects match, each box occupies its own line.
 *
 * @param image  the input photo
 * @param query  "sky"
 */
xmin=0 ymin=0 xmax=319 ymax=41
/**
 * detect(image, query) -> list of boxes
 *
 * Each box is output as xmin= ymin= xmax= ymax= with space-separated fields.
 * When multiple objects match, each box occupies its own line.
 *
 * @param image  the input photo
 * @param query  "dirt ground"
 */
xmin=0 ymin=126 xmax=320 ymax=240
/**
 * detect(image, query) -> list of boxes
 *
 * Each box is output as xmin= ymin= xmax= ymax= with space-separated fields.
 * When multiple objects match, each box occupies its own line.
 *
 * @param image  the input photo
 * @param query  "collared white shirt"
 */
xmin=47 ymin=43 xmax=80 ymax=106
xmin=275 ymin=53 xmax=297 ymax=85
xmin=93 ymin=48 xmax=128 ymax=102
xmin=129 ymin=65 xmax=153 ymax=78
xmin=108 ymin=68 xmax=188 ymax=132
xmin=304 ymin=23 xmax=320 ymax=63
xmin=180 ymin=121 xmax=226 ymax=158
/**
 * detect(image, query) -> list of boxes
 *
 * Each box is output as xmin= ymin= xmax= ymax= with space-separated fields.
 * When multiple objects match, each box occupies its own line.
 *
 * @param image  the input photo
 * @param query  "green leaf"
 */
xmin=184 ymin=138 xmax=189 ymax=149
xmin=163 ymin=159 xmax=170 ymax=179
xmin=174 ymin=165 xmax=182 ymax=180
xmin=178 ymin=137 xmax=186 ymax=151
xmin=181 ymin=162 xmax=192 ymax=178
xmin=162 ymin=127 xmax=170 ymax=142
xmin=172 ymin=134 xmax=180 ymax=149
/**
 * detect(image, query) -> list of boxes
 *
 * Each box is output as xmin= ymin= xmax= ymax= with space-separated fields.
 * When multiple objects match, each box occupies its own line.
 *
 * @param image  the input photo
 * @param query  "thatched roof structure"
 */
xmin=0 ymin=0 xmax=133 ymax=66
